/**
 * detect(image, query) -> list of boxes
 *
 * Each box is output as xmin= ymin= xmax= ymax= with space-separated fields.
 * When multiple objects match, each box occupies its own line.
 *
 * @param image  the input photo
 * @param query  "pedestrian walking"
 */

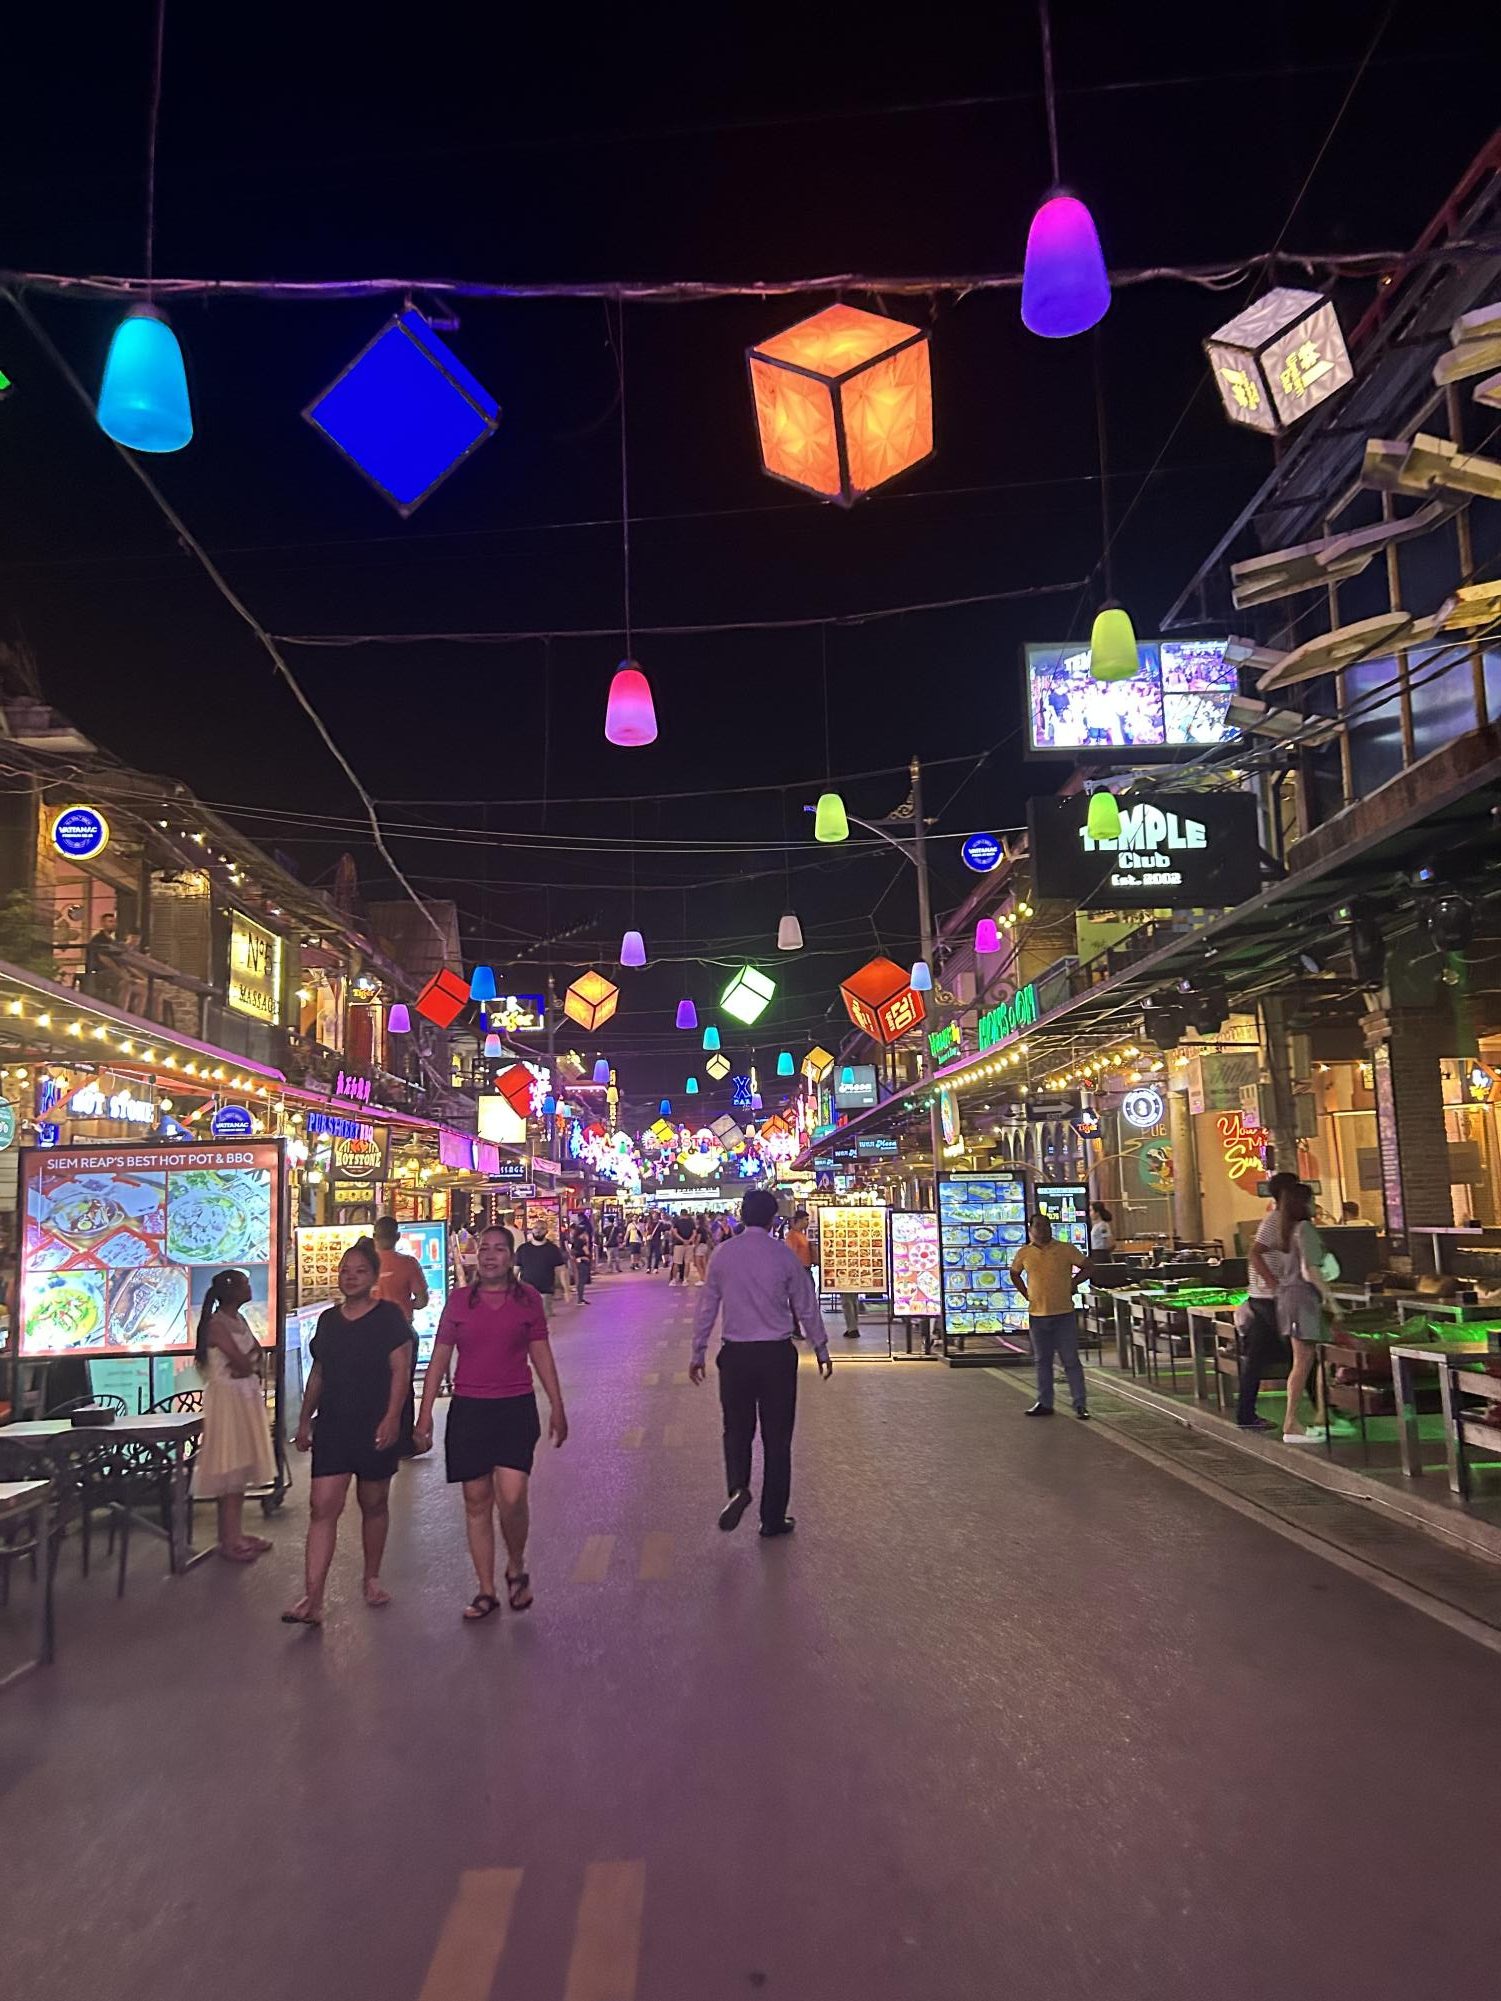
xmin=283 ymin=1238 xmax=413 ymax=1624
xmin=1088 ymin=1202 xmax=1116 ymax=1254
xmin=626 ymin=1218 xmax=645 ymax=1269
xmin=691 ymin=1219 xmax=712 ymax=1286
xmin=568 ymin=1215 xmax=594 ymax=1304
xmin=453 ymin=1222 xmax=478 ymax=1289
xmin=786 ymin=1208 xmax=814 ymax=1270
xmin=1009 ymin=1214 xmax=1093 ymax=1419
xmin=647 ymin=1213 xmax=667 ymax=1272
xmin=606 ymin=1218 xmax=625 ymax=1274
xmin=669 ymin=1215 xmax=693 ymax=1285
xmin=373 ymin=1214 xmax=429 ymax=1456
xmin=690 ymin=1189 xmax=831 ymax=1538
xmin=517 ymin=1222 xmax=565 ymax=1321
xmin=414 ymin=1225 xmax=568 ymax=1619
xmin=1276 ymin=1182 xmax=1343 ymax=1444
xmin=191 ymin=1268 xmax=275 ymax=1563
xmin=1237 ymin=1170 xmax=1300 ymax=1431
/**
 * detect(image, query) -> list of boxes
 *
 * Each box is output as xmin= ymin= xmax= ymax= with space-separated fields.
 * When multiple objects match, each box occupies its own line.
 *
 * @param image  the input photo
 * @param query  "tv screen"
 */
xmin=1025 ymin=637 xmax=1239 ymax=754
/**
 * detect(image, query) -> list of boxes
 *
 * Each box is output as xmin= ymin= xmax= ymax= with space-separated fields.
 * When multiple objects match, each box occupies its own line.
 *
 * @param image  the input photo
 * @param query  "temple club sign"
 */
xmin=977 ymin=982 xmax=1038 ymax=1054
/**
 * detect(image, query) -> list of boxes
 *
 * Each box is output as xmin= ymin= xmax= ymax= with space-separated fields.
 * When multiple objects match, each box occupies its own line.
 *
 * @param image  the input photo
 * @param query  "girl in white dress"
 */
xmin=192 ymin=1269 xmax=277 ymax=1561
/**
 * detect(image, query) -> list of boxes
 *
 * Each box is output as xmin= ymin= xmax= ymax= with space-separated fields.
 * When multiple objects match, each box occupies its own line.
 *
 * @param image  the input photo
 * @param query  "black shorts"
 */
xmin=444 ymin=1392 xmax=542 ymax=1484
xmin=310 ymin=1427 xmax=401 ymax=1485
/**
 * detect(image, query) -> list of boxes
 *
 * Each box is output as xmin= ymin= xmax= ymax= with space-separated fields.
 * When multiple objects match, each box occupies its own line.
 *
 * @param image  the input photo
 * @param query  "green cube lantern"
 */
xmin=720 ymin=965 xmax=776 ymax=1026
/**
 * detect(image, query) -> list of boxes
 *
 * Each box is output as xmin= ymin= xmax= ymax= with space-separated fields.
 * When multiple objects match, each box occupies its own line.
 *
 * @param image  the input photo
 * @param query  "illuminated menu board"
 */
xmin=937 ymin=1172 xmax=1028 ymax=1336
xmin=1034 ymin=1183 xmax=1089 ymax=1252
xmin=19 ymin=1140 xmax=283 ymax=1357
xmin=818 ymin=1205 xmax=888 ymax=1295
xmin=889 ymin=1211 xmax=940 ymax=1319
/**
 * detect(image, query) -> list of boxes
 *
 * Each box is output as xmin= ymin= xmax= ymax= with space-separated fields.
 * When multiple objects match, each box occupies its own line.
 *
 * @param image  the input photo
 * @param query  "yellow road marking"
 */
xmin=573 ymin=1535 xmax=615 ymax=1583
xmin=669 ymin=1370 xmax=691 ymax=1386
xmin=563 ymin=1861 xmax=645 ymax=2001
xmin=640 ymin=1371 xmax=660 ymax=1387
xmin=620 ymin=1427 xmax=645 ymax=1449
xmin=416 ymin=1867 xmax=523 ymax=2001
xmin=638 ymin=1532 xmax=673 ymax=1581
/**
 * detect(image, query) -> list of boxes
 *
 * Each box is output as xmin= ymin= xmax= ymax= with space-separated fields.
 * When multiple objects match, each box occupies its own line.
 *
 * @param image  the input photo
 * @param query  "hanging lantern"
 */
xmin=592 ymin=1058 xmax=611 ymax=1084
xmin=96 ymin=305 xmax=194 ymax=453
xmin=563 ymin=970 xmax=620 ymax=1031
xmin=751 ymin=1093 xmax=764 ymax=1111
xmin=748 ymin=304 xmax=933 ymax=507
xmin=495 ymin=1063 xmax=535 ymax=1117
xmin=659 ymin=1098 xmax=672 ymax=1116
xmin=543 ymin=1094 xmax=557 ymax=1117
xmin=686 ymin=1076 xmax=699 ymax=1096
xmin=777 ymin=912 xmax=805 ymax=951
xmin=720 ymin=966 xmax=776 ymax=1027
xmin=814 ymin=792 xmax=850 ymax=844
xmin=619 ymin=930 xmax=647 ymax=969
xmin=803 ymin=1046 xmax=835 ymax=1082
xmin=909 ymin=959 xmax=933 ymax=992
xmin=1088 ymin=604 xmax=1139 ymax=683
xmin=776 ymin=1051 xmax=795 ymax=1076
xmin=414 ymin=967 xmax=471 ymax=1028
xmin=1020 ymin=195 xmax=1110 ymax=340
xmin=469 ymin=964 xmax=498 ymax=1002
xmin=838 ymin=955 xmax=926 ymax=1045
xmin=484 ymin=1032 xmax=503 ymax=1059
xmin=675 ymin=997 xmax=698 ymax=1030
xmin=975 ymin=918 xmax=999 ymax=955
xmin=1205 ymin=287 xmax=1353 ymax=436
xmin=387 ymin=1003 xmax=411 ymax=1034
xmin=705 ymin=1051 xmax=731 ymax=1081
xmin=702 ymin=1025 xmax=721 ymax=1052
xmin=604 ymin=661 xmax=659 ymax=746
xmin=1086 ymin=789 xmax=1122 ymax=841
xmin=841 ymin=1066 xmax=855 ymax=1086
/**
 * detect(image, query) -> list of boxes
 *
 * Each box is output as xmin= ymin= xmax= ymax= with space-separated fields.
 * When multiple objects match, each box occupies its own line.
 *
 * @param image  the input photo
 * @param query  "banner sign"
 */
xmin=1028 ymin=791 xmax=1262 ymax=910
xmin=977 ymin=984 xmax=1038 ymax=1053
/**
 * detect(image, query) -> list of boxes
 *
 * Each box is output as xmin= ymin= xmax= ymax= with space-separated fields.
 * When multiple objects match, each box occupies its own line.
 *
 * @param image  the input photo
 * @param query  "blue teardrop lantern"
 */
xmin=96 ymin=306 xmax=194 ymax=453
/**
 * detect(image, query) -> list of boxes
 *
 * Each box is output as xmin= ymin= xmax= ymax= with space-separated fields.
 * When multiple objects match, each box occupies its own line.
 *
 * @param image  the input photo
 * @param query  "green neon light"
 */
xmin=928 ymin=1022 xmax=961 ymax=1064
xmin=977 ymin=982 xmax=1039 ymax=1053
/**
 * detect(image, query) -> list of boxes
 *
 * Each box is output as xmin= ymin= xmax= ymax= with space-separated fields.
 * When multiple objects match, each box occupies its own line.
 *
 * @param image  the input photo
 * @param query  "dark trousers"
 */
xmin=574 ymin=1258 xmax=592 ymax=1303
xmin=1031 ymin=1310 xmax=1087 ymax=1411
xmin=717 ymin=1339 xmax=798 ymax=1529
xmin=1236 ymin=1298 xmax=1284 ymax=1424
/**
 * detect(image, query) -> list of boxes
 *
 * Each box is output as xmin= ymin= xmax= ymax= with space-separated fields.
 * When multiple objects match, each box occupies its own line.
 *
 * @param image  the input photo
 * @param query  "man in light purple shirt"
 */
xmin=691 ymin=1188 xmax=832 ymax=1537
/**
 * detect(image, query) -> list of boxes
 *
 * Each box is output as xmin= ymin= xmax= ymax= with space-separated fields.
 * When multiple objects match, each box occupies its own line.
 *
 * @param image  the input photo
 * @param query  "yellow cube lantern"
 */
xmin=802 ymin=1045 xmax=835 ymax=1082
xmin=563 ymin=969 xmax=619 ymax=1032
xmin=748 ymin=304 xmax=933 ymax=507
xmin=705 ymin=1051 xmax=731 ymax=1081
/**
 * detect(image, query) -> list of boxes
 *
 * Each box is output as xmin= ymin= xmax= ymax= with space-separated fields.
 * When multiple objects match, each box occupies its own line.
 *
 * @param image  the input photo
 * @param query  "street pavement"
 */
xmin=4 ymin=1268 xmax=1501 ymax=2000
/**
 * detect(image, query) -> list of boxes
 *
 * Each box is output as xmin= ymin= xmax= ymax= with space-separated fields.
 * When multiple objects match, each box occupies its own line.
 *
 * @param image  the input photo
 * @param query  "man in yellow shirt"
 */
xmin=1009 ymin=1214 xmax=1092 ymax=1420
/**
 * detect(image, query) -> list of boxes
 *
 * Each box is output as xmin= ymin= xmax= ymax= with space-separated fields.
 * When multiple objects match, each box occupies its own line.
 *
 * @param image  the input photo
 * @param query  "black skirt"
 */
xmin=444 ymin=1392 xmax=542 ymax=1484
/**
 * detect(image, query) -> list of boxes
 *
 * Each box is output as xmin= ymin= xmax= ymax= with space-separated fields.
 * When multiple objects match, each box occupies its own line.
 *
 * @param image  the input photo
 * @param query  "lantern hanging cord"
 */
xmin=1038 ymin=0 xmax=1061 ymax=188
xmin=0 ymin=245 xmax=1472 ymax=306
xmin=0 ymin=283 xmax=447 ymax=956
xmin=272 ymin=574 xmax=1087 ymax=648
xmin=612 ymin=302 xmax=633 ymax=657
xmin=143 ymin=0 xmax=167 ymax=285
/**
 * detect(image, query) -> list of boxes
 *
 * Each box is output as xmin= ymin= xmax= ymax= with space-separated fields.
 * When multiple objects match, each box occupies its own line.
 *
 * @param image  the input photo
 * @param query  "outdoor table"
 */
xmin=1390 ymin=1342 xmax=1501 ymax=1493
xmin=0 ymin=1414 xmax=204 ymax=1574
xmin=0 ymin=1481 xmax=54 ymax=1687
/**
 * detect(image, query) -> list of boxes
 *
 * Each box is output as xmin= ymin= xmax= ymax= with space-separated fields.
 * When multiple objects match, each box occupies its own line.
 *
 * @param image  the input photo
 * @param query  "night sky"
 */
xmin=2 ymin=8 xmax=1494 ymax=1113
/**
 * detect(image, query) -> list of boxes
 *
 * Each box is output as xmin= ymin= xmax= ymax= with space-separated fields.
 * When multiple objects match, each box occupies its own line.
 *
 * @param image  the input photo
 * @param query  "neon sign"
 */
xmin=1216 ymin=1111 xmax=1268 ymax=1183
xmin=977 ymin=983 xmax=1038 ymax=1053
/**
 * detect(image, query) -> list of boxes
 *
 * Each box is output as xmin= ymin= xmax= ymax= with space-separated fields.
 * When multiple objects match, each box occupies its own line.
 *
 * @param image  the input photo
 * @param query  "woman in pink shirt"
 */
xmin=414 ymin=1225 xmax=568 ymax=1619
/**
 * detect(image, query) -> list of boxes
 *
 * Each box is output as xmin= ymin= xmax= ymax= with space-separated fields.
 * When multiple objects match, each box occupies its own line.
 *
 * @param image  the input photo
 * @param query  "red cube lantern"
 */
xmin=495 ymin=1063 xmax=535 ymax=1117
xmin=414 ymin=967 xmax=470 ymax=1028
xmin=748 ymin=304 xmax=933 ymax=508
xmin=838 ymin=955 xmax=927 ymax=1045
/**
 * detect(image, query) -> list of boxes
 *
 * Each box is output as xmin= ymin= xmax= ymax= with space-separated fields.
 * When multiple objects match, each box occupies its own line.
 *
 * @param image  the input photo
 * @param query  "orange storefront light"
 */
xmin=747 ymin=304 xmax=933 ymax=507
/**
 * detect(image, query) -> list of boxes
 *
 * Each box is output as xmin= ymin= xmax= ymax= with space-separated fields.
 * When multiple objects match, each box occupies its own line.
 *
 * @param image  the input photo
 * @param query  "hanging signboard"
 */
xmin=1024 ymin=637 xmax=1240 ymax=756
xmin=1027 ymin=791 xmax=1261 ymax=909
xmin=51 ymin=805 xmax=111 ymax=861
xmin=17 ymin=1139 xmax=283 ymax=1357
xmin=889 ymin=1210 xmax=940 ymax=1318
xmin=817 ymin=1205 xmax=889 ymax=1295
xmin=227 ymin=914 xmax=283 ymax=1023
xmin=833 ymin=1065 xmax=879 ymax=1111
xmin=961 ymin=833 xmax=1004 ymax=873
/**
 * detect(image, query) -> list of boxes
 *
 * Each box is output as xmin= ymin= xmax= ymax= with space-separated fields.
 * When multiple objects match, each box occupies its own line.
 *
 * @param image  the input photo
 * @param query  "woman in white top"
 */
xmin=1275 ymin=1183 xmax=1342 ymax=1445
xmin=192 ymin=1268 xmax=277 ymax=1561
xmin=1089 ymin=1202 xmax=1115 ymax=1255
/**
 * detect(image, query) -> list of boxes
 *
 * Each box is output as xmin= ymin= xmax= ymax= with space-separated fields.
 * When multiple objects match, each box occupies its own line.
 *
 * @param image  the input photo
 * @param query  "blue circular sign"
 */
xmin=210 ymin=1105 xmax=255 ymax=1138
xmin=51 ymin=806 xmax=110 ymax=861
xmin=961 ymin=832 xmax=1003 ymax=874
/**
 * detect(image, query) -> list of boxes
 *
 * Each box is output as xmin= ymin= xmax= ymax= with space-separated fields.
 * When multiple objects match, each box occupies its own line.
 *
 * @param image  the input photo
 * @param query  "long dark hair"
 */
xmin=1277 ymin=1182 xmax=1313 ymax=1252
xmin=195 ymin=1268 xmax=246 ymax=1366
xmin=469 ymin=1225 xmax=517 ymax=1306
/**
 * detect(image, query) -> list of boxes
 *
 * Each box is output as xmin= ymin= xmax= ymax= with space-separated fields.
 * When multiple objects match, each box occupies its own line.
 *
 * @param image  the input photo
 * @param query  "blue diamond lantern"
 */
xmin=304 ymin=308 xmax=500 ymax=516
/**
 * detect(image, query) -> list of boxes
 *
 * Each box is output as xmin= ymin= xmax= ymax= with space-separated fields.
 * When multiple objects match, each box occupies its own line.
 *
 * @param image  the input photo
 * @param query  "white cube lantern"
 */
xmin=1205 ymin=287 xmax=1352 ymax=436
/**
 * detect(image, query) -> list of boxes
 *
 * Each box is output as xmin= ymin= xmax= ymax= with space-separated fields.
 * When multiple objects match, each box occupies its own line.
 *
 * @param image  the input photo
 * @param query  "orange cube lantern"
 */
xmin=495 ymin=1063 xmax=535 ymax=1118
xmin=839 ymin=955 xmax=927 ymax=1045
xmin=563 ymin=969 xmax=619 ymax=1032
xmin=748 ymin=304 xmax=933 ymax=507
xmin=414 ymin=967 xmax=470 ymax=1028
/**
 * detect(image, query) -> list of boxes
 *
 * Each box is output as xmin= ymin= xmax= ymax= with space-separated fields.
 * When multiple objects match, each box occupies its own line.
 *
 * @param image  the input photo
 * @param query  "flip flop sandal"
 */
xmin=463 ymin=1593 xmax=502 ymax=1621
xmin=506 ymin=1572 xmax=534 ymax=1613
xmin=280 ymin=1603 xmax=323 ymax=1625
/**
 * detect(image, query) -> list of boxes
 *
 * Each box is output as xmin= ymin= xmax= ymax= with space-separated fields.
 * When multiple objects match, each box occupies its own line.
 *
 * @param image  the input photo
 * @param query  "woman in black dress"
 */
xmin=282 ymin=1237 xmax=413 ymax=1625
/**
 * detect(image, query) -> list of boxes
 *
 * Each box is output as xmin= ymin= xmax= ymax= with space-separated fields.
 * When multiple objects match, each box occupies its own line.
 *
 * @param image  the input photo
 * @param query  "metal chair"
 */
xmin=146 ymin=1389 xmax=204 ymax=1416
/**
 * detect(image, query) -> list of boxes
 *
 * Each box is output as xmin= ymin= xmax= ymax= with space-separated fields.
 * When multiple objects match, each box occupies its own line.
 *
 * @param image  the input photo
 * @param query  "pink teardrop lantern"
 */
xmin=604 ymin=661 xmax=658 ymax=746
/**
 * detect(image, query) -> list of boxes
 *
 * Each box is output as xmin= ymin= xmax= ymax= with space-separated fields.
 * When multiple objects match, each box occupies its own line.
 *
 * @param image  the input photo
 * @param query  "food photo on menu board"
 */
xmin=19 ymin=1142 xmax=281 ymax=1358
